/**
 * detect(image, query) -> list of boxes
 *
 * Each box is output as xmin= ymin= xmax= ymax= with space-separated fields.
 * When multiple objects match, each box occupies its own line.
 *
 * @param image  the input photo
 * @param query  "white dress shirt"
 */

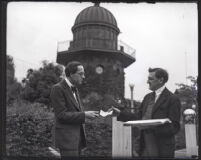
xmin=64 ymin=77 xmax=78 ymax=102
xmin=155 ymin=85 xmax=166 ymax=102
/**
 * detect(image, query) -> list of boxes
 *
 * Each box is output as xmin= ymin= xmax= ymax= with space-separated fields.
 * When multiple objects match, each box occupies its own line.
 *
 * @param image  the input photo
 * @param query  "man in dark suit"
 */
xmin=110 ymin=68 xmax=181 ymax=158
xmin=50 ymin=61 xmax=99 ymax=158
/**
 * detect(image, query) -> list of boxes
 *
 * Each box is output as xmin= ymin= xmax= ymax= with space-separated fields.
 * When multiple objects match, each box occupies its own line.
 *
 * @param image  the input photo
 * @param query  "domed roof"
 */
xmin=73 ymin=3 xmax=119 ymax=32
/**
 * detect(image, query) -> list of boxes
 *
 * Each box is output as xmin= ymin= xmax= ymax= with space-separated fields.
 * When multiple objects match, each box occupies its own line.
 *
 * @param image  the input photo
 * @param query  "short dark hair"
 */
xmin=65 ymin=61 xmax=82 ymax=77
xmin=148 ymin=68 xmax=169 ymax=83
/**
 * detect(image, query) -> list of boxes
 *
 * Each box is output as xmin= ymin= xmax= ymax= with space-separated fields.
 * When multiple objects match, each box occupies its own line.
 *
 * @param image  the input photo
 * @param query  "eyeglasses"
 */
xmin=76 ymin=72 xmax=85 ymax=77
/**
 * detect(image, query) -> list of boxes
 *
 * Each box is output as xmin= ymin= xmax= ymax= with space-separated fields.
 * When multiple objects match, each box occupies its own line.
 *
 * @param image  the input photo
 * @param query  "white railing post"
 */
xmin=183 ymin=109 xmax=198 ymax=157
xmin=112 ymin=117 xmax=132 ymax=158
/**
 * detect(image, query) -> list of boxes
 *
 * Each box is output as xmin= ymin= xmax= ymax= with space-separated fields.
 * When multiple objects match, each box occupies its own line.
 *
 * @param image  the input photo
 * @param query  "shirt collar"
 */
xmin=155 ymin=85 xmax=166 ymax=96
xmin=64 ymin=77 xmax=74 ymax=88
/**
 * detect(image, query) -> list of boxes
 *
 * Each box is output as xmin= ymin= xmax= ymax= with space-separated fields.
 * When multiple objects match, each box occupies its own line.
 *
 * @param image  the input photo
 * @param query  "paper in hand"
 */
xmin=99 ymin=110 xmax=113 ymax=117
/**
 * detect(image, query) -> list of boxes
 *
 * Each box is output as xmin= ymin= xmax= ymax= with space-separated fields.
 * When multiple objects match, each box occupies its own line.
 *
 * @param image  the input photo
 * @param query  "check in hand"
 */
xmin=85 ymin=111 xmax=100 ymax=119
xmin=99 ymin=109 xmax=113 ymax=117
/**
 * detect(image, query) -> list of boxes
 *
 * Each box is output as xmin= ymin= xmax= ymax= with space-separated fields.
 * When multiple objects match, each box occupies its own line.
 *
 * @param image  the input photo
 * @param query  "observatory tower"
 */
xmin=57 ymin=3 xmax=136 ymax=102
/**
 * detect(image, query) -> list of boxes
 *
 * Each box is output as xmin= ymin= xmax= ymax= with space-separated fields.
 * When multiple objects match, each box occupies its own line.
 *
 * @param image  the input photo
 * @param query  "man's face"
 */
xmin=70 ymin=65 xmax=85 ymax=86
xmin=147 ymin=72 xmax=163 ymax=91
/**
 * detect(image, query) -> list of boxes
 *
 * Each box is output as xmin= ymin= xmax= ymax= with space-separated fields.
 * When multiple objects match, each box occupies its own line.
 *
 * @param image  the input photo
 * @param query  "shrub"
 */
xmin=81 ymin=93 xmax=112 ymax=157
xmin=83 ymin=117 xmax=112 ymax=157
xmin=6 ymin=100 xmax=54 ymax=157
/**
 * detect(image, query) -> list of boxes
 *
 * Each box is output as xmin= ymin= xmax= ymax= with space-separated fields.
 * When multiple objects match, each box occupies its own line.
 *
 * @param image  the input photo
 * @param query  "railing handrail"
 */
xmin=57 ymin=39 xmax=136 ymax=58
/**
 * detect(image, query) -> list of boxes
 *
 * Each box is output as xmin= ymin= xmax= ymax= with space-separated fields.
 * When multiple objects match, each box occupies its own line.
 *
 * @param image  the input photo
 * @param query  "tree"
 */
xmin=21 ymin=60 xmax=63 ymax=105
xmin=6 ymin=55 xmax=22 ymax=105
xmin=7 ymin=55 xmax=15 ymax=84
xmin=174 ymin=76 xmax=198 ymax=125
xmin=175 ymin=76 xmax=198 ymax=110
xmin=174 ymin=76 xmax=198 ymax=149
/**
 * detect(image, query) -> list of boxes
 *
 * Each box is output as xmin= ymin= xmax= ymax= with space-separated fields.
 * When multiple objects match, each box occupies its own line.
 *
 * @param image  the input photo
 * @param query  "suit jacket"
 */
xmin=50 ymin=79 xmax=86 ymax=151
xmin=117 ymin=88 xmax=181 ymax=157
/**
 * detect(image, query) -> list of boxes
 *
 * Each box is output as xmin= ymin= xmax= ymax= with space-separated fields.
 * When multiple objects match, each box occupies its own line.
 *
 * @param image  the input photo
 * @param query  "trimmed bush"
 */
xmin=6 ymin=99 xmax=113 ymax=157
xmin=6 ymin=100 xmax=54 ymax=157
xmin=83 ymin=117 xmax=112 ymax=157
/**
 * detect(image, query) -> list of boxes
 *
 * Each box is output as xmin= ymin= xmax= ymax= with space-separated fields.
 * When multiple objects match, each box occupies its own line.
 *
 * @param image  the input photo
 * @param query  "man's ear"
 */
xmin=159 ymin=77 xmax=164 ymax=84
xmin=69 ymin=73 xmax=73 ymax=78
xmin=68 ymin=74 xmax=73 ymax=81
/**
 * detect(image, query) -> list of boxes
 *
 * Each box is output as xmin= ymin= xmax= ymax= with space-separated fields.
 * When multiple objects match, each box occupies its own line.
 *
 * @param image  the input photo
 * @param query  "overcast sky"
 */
xmin=7 ymin=2 xmax=198 ymax=101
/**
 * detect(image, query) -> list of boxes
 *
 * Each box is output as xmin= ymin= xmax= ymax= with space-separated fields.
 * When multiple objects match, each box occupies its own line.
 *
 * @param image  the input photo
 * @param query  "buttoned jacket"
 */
xmin=117 ymin=88 xmax=181 ymax=157
xmin=50 ymin=79 xmax=86 ymax=150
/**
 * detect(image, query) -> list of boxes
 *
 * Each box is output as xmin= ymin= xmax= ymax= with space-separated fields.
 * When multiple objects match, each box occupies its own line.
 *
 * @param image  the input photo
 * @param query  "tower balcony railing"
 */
xmin=57 ymin=39 xmax=136 ymax=59
xmin=118 ymin=40 xmax=136 ymax=58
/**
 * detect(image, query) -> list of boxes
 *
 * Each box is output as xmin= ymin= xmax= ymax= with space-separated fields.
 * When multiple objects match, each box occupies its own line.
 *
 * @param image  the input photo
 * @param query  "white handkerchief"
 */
xmin=100 ymin=110 xmax=113 ymax=117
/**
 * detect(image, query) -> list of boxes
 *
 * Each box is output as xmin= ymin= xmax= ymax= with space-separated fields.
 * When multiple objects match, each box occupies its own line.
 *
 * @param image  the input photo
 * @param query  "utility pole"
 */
xmin=129 ymin=83 xmax=134 ymax=113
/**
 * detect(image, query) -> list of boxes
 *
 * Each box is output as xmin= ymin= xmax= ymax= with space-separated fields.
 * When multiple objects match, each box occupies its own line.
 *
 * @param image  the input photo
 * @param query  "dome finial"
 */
xmin=94 ymin=2 xmax=100 ymax=7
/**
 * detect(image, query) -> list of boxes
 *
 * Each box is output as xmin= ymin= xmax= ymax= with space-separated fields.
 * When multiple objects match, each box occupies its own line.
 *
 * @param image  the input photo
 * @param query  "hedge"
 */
xmin=6 ymin=100 xmax=113 ymax=157
xmin=6 ymin=100 xmax=54 ymax=157
xmin=6 ymin=100 xmax=187 ymax=157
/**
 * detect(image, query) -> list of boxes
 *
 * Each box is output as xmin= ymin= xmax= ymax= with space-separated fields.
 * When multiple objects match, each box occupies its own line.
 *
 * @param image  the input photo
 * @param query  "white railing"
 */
xmin=57 ymin=40 xmax=71 ymax=52
xmin=57 ymin=39 xmax=136 ymax=59
xmin=118 ymin=40 xmax=136 ymax=59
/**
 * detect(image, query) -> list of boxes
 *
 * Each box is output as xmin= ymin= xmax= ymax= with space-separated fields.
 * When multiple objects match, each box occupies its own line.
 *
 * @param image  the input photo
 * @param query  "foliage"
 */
xmin=6 ymin=98 xmax=113 ymax=157
xmin=6 ymin=55 xmax=22 ymax=105
xmin=82 ymin=91 xmax=103 ymax=111
xmin=21 ymin=60 xmax=63 ymax=105
xmin=83 ymin=117 xmax=112 ymax=157
xmin=174 ymin=76 xmax=198 ymax=149
xmin=80 ymin=92 xmax=112 ymax=157
xmin=7 ymin=55 xmax=15 ymax=84
xmin=175 ymin=76 xmax=198 ymax=107
xmin=175 ymin=76 xmax=198 ymax=123
xmin=79 ymin=63 xmax=124 ymax=100
xmin=6 ymin=100 xmax=54 ymax=157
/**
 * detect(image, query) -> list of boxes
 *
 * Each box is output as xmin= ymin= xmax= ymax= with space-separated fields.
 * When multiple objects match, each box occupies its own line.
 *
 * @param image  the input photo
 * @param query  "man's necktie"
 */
xmin=71 ymin=86 xmax=77 ymax=93
xmin=142 ymin=91 xmax=156 ymax=120
xmin=71 ymin=86 xmax=81 ymax=109
xmin=152 ymin=91 xmax=156 ymax=102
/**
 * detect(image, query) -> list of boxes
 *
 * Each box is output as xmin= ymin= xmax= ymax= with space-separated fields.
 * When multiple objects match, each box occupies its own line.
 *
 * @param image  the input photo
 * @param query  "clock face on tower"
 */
xmin=95 ymin=65 xmax=104 ymax=74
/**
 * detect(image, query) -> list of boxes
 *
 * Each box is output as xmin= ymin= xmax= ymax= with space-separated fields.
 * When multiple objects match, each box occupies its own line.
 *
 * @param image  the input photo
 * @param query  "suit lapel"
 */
xmin=75 ymin=90 xmax=83 ymax=111
xmin=60 ymin=79 xmax=81 ymax=111
xmin=152 ymin=88 xmax=169 ymax=115
xmin=142 ymin=93 xmax=153 ymax=115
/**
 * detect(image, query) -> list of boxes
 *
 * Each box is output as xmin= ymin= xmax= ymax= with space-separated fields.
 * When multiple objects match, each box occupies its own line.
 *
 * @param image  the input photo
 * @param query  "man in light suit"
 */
xmin=111 ymin=68 xmax=181 ymax=158
xmin=50 ymin=61 xmax=99 ymax=158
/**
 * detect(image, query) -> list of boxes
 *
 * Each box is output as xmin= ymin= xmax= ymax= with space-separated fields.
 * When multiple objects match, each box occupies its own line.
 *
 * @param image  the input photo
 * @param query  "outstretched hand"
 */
xmin=107 ymin=106 xmax=121 ymax=117
xmin=85 ymin=111 xmax=99 ymax=119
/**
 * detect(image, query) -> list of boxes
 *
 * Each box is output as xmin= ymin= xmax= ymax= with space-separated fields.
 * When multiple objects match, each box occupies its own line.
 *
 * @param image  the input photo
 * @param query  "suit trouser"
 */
xmin=141 ymin=131 xmax=175 ymax=158
xmin=141 ymin=130 xmax=159 ymax=157
xmin=59 ymin=140 xmax=83 ymax=159
xmin=60 ymin=149 xmax=80 ymax=159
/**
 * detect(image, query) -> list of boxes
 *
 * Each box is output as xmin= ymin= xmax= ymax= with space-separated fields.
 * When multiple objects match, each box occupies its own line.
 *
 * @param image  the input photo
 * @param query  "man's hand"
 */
xmin=108 ymin=106 xmax=121 ymax=117
xmin=85 ymin=111 xmax=99 ymax=119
